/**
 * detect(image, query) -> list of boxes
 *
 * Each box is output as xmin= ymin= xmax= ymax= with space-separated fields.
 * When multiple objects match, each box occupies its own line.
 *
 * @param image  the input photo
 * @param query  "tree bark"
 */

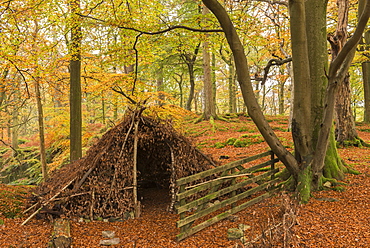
xmin=220 ymin=49 xmax=237 ymax=113
xmin=289 ymin=0 xmax=313 ymax=165
xmin=359 ymin=0 xmax=370 ymax=122
xmin=329 ymin=0 xmax=359 ymax=144
xmin=69 ymin=0 xmax=82 ymax=162
xmin=156 ymin=63 xmax=165 ymax=106
xmin=182 ymin=43 xmax=200 ymax=111
xmin=202 ymin=6 xmax=216 ymax=120
xmin=363 ymin=59 xmax=370 ymax=122
xmin=35 ymin=80 xmax=48 ymax=181
xmin=50 ymin=219 xmax=71 ymax=248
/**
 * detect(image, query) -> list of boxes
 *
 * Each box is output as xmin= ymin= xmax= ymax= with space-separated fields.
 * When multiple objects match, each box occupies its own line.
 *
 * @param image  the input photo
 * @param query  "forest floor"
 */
xmin=0 ymin=115 xmax=369 ymax=247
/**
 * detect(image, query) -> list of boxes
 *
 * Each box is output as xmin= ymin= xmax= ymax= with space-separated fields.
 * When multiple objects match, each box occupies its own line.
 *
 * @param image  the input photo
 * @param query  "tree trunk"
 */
xmin=219 ymin=50 xmax=236 ymax=113
xmin=174 ymin=73 xmax=184 ymax=108
xmin=359 ymin=0 xmax=370 ymax=122
xmin=185 ymin=62 xmax=196 ymax=111
xmin=289 ymin=0 xmax=313 ymax=166
xmin=363 ymin=60 xmax=370 ymax=122
xmin=69 ymin=0 xmax=82 ymax=162
xmin=35 ymin=80 xmax=48 ymax=181
xmin=50 ymin=219 xmax=71 ymax=248
xmin=212 ymin=53 xmax=217 ymax=113
xmin=335 ymin=75 xmax=359 ymax=143
xmin=156 ymin=63 xmax=165 ymax=106
xmin=11 ymin=109 xmax=19 ymax=156
xmin=202 ymin=5 xmax=216 ymax=120
xmin=278 ymin=78 xmax=285 ymax=115
xmin=228 ymin=62 xmax=237 ymax=113
xmin=182 ymin=43 xmax=200 ymax=111
xmin=328 ymin=0 xmax=359 ymax=144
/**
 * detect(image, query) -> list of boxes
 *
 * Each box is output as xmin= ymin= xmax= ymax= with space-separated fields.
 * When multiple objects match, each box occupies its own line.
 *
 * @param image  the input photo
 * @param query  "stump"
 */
xmin=49 ymin=219 xmax=71 ymax=248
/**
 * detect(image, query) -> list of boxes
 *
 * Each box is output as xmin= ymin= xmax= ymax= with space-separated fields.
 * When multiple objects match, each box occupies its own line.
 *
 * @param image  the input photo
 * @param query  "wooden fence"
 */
xmin=175 ymin=150 xmax=282 ymax=241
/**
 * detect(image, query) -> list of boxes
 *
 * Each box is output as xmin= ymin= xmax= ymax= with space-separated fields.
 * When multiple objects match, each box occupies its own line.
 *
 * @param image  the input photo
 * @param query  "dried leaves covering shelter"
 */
xmin=31 ymin=110 xmax=214 ymax=219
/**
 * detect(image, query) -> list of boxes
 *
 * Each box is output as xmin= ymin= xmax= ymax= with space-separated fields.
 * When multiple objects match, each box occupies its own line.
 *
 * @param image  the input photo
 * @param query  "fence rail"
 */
xmin=176 ymin=150 xmax=282 ymax=241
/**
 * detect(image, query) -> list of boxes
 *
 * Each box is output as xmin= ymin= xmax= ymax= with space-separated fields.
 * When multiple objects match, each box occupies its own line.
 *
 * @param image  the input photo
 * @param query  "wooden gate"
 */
xmin=176 ymin=150 xmax=282 ymax=241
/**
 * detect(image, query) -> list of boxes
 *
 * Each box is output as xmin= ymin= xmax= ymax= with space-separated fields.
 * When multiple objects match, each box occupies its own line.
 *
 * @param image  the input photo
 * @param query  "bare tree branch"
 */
xmin=78 ymin=14 xmax=223 ymax=34
xmin=262 ymin=57 xmax=292 ymax=85
xmin=78 ymin=13 xmax=223 ymax=94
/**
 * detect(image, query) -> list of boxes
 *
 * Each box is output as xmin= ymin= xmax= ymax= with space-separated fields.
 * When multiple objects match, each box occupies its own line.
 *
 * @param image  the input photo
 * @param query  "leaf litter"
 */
xmin=0 ymin=115 xmax=369 ymax=247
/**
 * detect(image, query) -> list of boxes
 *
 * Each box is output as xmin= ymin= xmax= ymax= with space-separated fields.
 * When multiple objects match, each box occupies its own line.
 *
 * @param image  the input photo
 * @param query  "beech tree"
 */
xmin=202 ymin=0 xmax=370 ymax=202
xmin=329 ymin=0 xmax=362 ymax=145
xmin=69 ymin=0 xmax=82 ymax=162
xmin=359 ymin=0 xmax=370 ymax=123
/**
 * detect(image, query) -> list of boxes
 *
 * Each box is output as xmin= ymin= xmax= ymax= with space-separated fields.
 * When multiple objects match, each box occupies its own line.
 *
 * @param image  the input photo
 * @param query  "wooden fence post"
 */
xmin=179 ymin=184 xmax=187 ymax=233
xmin=270 ymin=151 xmax=275 ymax=180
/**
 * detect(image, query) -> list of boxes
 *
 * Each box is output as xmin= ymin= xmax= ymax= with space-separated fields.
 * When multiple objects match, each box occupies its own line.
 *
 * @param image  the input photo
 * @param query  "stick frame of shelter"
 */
xmin=133 ymin=117 xmax=140 ymax=217
xmin=166 ymin=140 xmax=176 ymax=212
xmin=21 ymin=178 xmax=76 ymax=225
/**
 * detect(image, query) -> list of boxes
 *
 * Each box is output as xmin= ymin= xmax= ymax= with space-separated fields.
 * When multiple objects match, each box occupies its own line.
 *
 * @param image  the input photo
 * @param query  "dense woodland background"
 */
xmin=0 ymin=0 xmax=369 ymax=186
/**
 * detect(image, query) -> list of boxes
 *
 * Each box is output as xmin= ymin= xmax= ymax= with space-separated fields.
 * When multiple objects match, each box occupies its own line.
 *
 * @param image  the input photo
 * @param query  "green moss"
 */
xmin=226 ymin=137 xmax=237 ymax=145
xmin=275 ymin=168 xmax=292 ymax=181
xmin=347 ymin=167 xmax=361 ymax=175
xmin=213 ymin=142 xmax=226 ymax=148
xmin=296 ymin=165 xmax=313 ymax=204
xmin=332 ymin=186 xmax=346 ymax=192
xmin=323 ymin=128 xmax=346 ymax=180
xmin=236 ymin=127 xmax=249 ymax=132
xmin=233 ymin=139 xmax=248 ymax=147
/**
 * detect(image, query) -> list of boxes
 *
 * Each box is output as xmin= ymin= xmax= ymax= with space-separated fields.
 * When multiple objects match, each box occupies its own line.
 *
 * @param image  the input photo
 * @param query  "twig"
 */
xmin=262 ymin=57 xmax=292 ymax=85
xmin=195 ymin=148 xmax=218 ymax=167
xmin=21 ymin=178 xmax=75 ymax=226
xmin=23 ymin=202 xmax=38 ymax=214
xmin=0 ymin=139 xmax=20 ymax=158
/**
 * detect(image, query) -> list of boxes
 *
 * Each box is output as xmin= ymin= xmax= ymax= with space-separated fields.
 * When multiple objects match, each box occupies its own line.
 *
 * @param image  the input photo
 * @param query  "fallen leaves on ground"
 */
xmin=0 ymin=116 xmax=369 ymax=247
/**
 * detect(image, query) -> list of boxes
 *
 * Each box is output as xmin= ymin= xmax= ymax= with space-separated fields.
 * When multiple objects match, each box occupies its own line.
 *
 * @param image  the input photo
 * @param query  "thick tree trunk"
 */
xmin=202 ymin=6 xmax=216 ymax=120
xmin=312 ymin=0 xmax=370 ymax=181
xmin=329 ymin=0 xmax=359 ymax=144
xmin=50 ymin=219 xmax=71 ymax=248
xmin=363 ymin=60 xmax=370 ymax=122
xmin=335 ymin=75 xmax=359 ymax=143
xmin=360 ymin=0 xmax=370 ymax=123
xmin=289 ymin=0 xmax=313 ymax=164
xmin=69 ymin=0 xmax=82 ymax=162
